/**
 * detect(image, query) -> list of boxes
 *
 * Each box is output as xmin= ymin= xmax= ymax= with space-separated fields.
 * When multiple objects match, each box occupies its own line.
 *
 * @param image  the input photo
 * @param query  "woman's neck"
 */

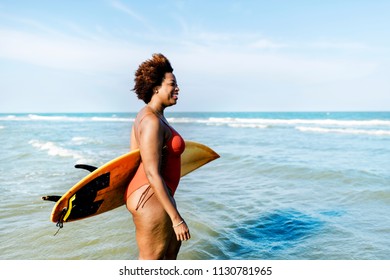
xmin=147 ymin=102 xmax=164 ymax=117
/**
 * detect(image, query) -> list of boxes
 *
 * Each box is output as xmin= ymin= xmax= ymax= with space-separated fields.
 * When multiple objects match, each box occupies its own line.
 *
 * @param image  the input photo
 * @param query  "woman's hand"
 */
xmin=173 ymin=220 xmax=191 ymax=241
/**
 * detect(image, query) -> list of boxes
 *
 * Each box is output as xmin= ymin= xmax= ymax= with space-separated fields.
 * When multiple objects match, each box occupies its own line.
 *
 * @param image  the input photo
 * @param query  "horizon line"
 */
xmin=1 ymin=110 xmax=390 ymax=114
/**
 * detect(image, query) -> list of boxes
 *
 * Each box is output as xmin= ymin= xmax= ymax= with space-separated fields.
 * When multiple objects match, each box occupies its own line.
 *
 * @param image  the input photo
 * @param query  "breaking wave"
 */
xmin=296 ymin=126 xmax=390 ymax=136
xmin=29 ymin=139 xmax=83 ymax=160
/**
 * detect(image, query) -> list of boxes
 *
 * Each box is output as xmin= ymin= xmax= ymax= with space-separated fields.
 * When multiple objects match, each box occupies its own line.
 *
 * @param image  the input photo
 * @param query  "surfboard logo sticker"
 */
xmin=63 ymin=194 xmax=76 ymax=222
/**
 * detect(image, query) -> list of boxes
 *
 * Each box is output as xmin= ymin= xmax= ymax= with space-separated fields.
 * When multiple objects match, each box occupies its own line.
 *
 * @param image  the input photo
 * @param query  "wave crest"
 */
xmin=296 ymin=126 xmax=390 ymax=136
xmin=29 ymin=139 xmax=83 ymax=159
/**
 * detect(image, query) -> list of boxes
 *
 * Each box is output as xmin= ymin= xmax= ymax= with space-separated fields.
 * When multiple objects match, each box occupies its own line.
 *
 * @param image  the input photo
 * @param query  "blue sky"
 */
xmin=1 ymin=0 xmax=389 ymax=112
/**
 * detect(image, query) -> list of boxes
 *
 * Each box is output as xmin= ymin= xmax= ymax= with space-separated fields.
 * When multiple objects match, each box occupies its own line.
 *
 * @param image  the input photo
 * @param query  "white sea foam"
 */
xmin=2 ymin=114 xmax=390 ymax=128
xmin=29 ymin=139 xmax=83 ymax=159
xmin=90 ymin=116 xmax=133 ymax=122
xmin=167 ymin=117 xmax=207 ymax=124
xmin=296 ymin=126 xmax=390 ymax=136
xmin=165 ymin=115 xmax=390 ymax=133
xmin=204 ymin=117 xmax=390 ymax=127
xmin=71 ymin=136 xmax=102 ymax=145
xmin=228 ymin=123 xmax=268 ymax=129
xmin=28 ymin=114 xmax=78 ymax=121
xmin=0 ymin=115 xmax=28 ymax=121
xmin=0 ymin=114 xmax=84 ymax=122
xmin=0 ymin=114 xmax=133 ymax=122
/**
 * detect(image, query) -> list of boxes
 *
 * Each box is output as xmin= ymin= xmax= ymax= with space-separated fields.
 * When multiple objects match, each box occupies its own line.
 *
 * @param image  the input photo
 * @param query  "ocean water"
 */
xmin=0 ymin=111 xmax=389 ymax=260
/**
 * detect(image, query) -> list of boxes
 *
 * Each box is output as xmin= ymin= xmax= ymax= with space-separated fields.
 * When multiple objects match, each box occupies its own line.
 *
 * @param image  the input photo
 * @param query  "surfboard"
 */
xmin=44 ymin=141 xmax=219 ymax=227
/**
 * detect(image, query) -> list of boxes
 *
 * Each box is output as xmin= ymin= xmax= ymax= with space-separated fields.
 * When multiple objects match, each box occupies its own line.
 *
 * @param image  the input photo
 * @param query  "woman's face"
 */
xmin=157 ymin=73 xmax=180 ymax=107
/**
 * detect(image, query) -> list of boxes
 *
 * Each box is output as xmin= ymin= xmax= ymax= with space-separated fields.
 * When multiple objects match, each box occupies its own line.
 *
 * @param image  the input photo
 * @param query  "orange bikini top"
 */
xmin=160 ymin=120 xmax=185 ymax=195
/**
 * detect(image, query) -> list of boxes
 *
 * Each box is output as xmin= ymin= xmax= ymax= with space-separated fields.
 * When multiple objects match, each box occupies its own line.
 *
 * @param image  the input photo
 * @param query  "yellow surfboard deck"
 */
xmin=48 ymin=141 xmax=219 ymax=224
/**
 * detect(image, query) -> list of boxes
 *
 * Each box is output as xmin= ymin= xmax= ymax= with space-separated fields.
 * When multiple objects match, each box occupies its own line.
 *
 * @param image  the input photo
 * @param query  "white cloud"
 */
xmin=0 ymin=24 xmax=378 ymax=90
xmin=0 ymin=28 xmax=147 ymax=73
xmin=173 ymin=46 xmax=377 ymax=86
xmin=110 ymin=0 xmax=144 ymax=22
xmin=249 ymin=39 xmax=287 ymax=49
xmin=308 ymin=40 xmax=371 ymax=51
xmin=110 ymin=0 xmax=155 ymax=32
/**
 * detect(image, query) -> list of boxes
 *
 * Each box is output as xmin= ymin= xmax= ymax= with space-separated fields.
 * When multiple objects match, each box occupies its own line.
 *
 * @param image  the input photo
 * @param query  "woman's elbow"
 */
xmin=145 ymin=170 xmax=161 ymax=185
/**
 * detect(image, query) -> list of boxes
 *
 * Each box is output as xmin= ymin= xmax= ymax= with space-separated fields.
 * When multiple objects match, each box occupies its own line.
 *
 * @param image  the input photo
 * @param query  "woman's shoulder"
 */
xmin=136 ymin=107 xmax=160 ymax=128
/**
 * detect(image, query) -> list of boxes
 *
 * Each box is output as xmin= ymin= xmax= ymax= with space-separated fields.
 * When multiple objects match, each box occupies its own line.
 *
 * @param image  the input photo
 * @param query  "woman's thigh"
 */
xmin=127 ymin=185 xmax=176 ymax=259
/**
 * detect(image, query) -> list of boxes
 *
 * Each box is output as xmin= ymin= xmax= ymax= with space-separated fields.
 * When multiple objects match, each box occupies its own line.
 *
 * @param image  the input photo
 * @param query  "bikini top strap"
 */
xmin=159 ymin=117 xmax=172 ymax=129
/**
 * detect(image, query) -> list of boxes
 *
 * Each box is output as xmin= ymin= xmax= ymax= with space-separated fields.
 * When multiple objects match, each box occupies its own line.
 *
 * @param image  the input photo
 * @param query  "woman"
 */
xmin=125 ymin=53 xmax=190 ymax=260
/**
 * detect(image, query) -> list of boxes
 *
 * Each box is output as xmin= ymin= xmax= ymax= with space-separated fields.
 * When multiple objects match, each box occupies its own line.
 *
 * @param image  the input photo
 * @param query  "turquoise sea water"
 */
xmin=1 ymin=111 xmax=389 ymax=260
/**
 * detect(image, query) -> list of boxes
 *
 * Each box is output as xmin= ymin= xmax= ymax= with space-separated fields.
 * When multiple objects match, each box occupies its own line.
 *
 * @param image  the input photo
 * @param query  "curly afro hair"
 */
xmin=133 ymin=53 xmax=174 ymax=104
